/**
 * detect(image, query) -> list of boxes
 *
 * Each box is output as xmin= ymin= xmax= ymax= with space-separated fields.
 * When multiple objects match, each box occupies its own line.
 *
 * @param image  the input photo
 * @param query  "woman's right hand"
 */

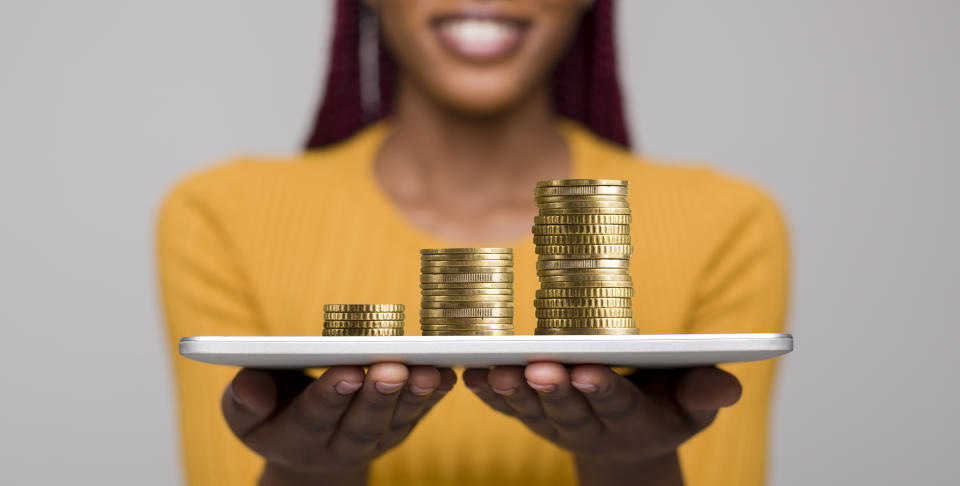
xmin=222 ymin=364 xmax=457 ymax=486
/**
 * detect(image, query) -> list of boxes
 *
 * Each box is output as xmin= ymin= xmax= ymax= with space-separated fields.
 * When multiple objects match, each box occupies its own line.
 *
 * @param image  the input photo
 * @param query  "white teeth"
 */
xmin=442 ymin=19 xmax=518 ymax=50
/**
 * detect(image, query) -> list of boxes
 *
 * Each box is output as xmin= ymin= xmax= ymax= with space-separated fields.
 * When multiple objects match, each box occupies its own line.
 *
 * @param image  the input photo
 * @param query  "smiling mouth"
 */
xmin=433 ymin=16 xmax=529 ymax=62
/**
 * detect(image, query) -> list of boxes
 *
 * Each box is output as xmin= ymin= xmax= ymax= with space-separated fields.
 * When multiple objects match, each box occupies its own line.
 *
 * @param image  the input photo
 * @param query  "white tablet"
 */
xmin=179 ymin=333 xmax=792 ymax=369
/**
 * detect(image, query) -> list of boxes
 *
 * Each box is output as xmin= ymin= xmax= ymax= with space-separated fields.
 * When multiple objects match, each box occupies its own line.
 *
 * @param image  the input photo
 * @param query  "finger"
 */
xmin=462 ymin=368 xmax=515 ymax=417
xmin=379 ymin=368 xmax=456 ymax=451
xmin=390 ymin=366 xmax=441 ymax=429
xmin=489 ymin=366 xmax=556 ymax=440
xmin=675 ymin=367 xmax=741 ymax=428
xmin=329 ymin=362 xmax=408 ymax=456
xmin=569 ymin=364 xmax=650 ymax=424
xmin=676 ymin=367 xmax=742 ymax=410
xmin=283 ymin=366 xmax=365 ymax=437
xmin=436 ymin=368 xmax=458 ymax=393
xmin=240 ymin=366 xmax=363 ymax=460
xmin=418 ymin=367 xmax=458 ymax=416
xmin=222 ymin=368 xmax=279 ymax=439
xmin=525 ymin=363 xmax=603 ymax=440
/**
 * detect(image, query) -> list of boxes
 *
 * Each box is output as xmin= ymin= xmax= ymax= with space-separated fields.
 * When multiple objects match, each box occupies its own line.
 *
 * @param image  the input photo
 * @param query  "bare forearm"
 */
xmin=575 ymin=452 xmax=683 ymax=486
xmin=259 ymin=463 xmax=368 ymax=486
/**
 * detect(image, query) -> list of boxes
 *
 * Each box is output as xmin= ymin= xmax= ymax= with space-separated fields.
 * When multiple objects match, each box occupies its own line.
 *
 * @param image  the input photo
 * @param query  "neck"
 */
xmin=373 ymin=78 xmax=572 ymax=241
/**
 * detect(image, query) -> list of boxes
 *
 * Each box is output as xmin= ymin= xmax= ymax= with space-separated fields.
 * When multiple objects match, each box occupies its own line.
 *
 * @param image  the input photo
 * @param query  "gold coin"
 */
xmin=539 ymin=279 xmax=632 ymax=287
xmin=537 ymin=268 xmax=631 ymax=277
xmin=533 ymin=234 xmax=631 ymax=245
xmin=535 ymin=214 xmax=632 ymax=225
xmin=421 ymin=273 xmax=514 ymax=283
xmin=323 ymin=328 xmax=405 ymax=336
xmin=535 ymin=308 xmax=633 ymax=318
xmin=532 ymin=224 xmax=631 ymax=235
xmin=420 ymin=317 xmax=514 ymax=325
xmin=534 ymin=185 xmax=629 ymax=196
xmin=536 ymin=179 xmax=628 ymax=187
xmin=540 ymin=280 xmax=634 ymax=289
xmin=534 ymin=297 xmax=633 ymax=308
xmin=537 ymin=207 xmax=632 ymax=216
xmin=421 ymin=330 xmax=515 ymax=336
xmin=537 ymin=317 xmax=635 ymax=327
xmin=421 ymin=293 xmax=514 ymax=300
xmin=420 ymin=300 xmax=513 ymax=309
xmin=536 ymin=253 xmax=632 ymax=261
xmin=421 ymin=248 xmax=513 ymax=255
xmin=421 ymin=266 xmax=514 ymax=274
xmin=535 ymin=327 xmax=639 ymax=335
xmin=420 ymin=324 xmax=514 ymax=331
xmin=420 ymin=307 xmax=514 ymax=318
xmin=420 ymin=253 xmax=514 ymax=261
xmin=537 ymin=200 xmax=630 ymax=209
xmin=533 ymin=194 xmax=629 ymax=208
xmin=421 ymin=288 xmax=513 ymax=296
xmin=323 ymin=312 xmax=404 ymax=321
xmin=536 ymin=287 xmax=635 ymax=298
xmin=538 ymin=275 xmax=632 ymax=284
xmin=323 ymin=304 xmax=404 ymax=313
xmin=535 ymin=244 xmax=633 ymax=256
xmin=535 ymin=195 xmax=627 ymax=205
xmin=324 ymin=320 xmax=405 ymax=328
xmin=420 ymin=295 xmax=513 ymax=304
xmin=536 ymin=258 xmax=630 ymax=270
xmin=421 ymin=294 xmax=513 ymax=302
xmin=420 ymin=259 xmax=513 ymax=267
xmin=420 ymin=282 xmax=514 ymax=290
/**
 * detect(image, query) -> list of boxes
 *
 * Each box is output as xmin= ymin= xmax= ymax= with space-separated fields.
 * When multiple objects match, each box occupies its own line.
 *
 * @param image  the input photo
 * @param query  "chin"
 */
xmin=438 ymin=93 xmax=525 ymax=118
xmin=427 ymin=74 xmax=540 ymax=118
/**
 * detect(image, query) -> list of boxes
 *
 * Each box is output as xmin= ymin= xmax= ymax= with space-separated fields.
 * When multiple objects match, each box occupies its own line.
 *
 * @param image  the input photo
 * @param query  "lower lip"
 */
xmin=434 ymin=24 xmax=526 ymax=62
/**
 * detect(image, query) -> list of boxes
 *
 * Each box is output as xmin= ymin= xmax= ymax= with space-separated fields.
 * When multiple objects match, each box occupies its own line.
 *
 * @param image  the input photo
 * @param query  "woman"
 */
xmin=157 ymin=1 xmax=788 ymax=485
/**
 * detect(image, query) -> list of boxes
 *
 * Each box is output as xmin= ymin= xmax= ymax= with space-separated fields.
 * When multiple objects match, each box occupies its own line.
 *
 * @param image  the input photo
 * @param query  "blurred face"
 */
xmin=368 ymin=0 xmax=589 ymax=116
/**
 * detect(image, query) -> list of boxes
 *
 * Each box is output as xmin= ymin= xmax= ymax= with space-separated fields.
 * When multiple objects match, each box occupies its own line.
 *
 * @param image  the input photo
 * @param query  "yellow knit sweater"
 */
xmin=157 ymin=121 xmax=789 ymax=485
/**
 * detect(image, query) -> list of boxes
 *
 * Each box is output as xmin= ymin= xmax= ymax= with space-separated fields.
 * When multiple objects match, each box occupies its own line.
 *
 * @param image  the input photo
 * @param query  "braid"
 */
xmin=553 ymin=0 xmax=630 ymax=148
xmin=306 ymin=0 xmax=631 ymax=150
xmin=305 ymin=0 xmax=364 ymax=148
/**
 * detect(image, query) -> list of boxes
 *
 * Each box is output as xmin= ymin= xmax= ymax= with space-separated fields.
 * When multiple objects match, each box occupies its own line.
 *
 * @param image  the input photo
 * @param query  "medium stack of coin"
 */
xmin=322 ymin=304 xmax=405 ymax=336
xmin=533 ymin=179 xmax=639 ymax=335
xmin=420 ymin=248 xmax=515 ymax=336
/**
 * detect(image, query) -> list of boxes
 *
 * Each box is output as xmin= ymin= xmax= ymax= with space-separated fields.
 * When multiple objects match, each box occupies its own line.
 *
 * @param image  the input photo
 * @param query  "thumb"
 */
xmin=675 ymin=367 xmax=742 ymax=429
xmin=222 ymin=368 xmax=278 ymax=438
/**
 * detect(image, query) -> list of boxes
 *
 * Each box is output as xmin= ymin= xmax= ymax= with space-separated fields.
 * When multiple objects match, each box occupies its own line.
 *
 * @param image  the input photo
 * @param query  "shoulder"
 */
xmin=157 ymin=157 xmax=300 ymax=229
xmin=157 ymin=124 xmax=384 ymax=229
xmin=645 ymin=162 xmax=787 ymax=234
xmin=570 ymin=122 xmax=787 ymax=237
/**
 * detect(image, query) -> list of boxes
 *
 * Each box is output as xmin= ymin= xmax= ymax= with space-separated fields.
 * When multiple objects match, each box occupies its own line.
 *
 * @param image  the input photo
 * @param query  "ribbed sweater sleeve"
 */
xmin=156 ymin=177 xmax=265 ymax=486
xmin=679 ymin=185 xmax=790 ymax=486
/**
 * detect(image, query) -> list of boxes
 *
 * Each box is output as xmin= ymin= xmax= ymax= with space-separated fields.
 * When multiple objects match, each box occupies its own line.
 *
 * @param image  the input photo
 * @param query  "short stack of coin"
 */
xmin=420 ymin=248 xmax=515 ymax=336
xmin=322 ymin=304 xmax=405 ymax=336
xmin=533 ymin=179 xmax=639 ymax=335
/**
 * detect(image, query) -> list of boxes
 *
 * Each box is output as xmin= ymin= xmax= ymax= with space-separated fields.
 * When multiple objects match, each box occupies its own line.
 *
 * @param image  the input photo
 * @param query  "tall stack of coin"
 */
xmin=533 ymin=179 xmax=639 ymax=335
xmin=322 ymin=304 xmax=405 ymax=336
xmin=420 ymin=248 xmax=514 ymax=336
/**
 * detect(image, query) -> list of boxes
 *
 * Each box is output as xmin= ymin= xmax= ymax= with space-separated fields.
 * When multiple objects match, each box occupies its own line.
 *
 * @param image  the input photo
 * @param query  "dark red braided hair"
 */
xmin=305 ymin=0 xmax=630 ymax=150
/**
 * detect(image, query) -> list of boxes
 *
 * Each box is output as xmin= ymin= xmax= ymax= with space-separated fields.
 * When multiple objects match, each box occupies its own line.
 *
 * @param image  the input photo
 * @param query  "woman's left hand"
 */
xmin=462 ymin=364 xmax=742 ymax=486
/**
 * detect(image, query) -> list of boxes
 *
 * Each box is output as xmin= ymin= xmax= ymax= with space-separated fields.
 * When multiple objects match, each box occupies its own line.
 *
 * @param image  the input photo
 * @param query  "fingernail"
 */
xmin=571 ymin=381 xmax=598 ymax=394
xmin=229 ymin=381 xmax=245 ymax=405
xmin=409 ymin=384 xmax=435 ymax=396
xmin=527 ymin=381 xmax=556 ymax=393
xmin=375 ymin=381 xmax=404 ymax=394
xmin=491 ymin=386 xmax=517 ymax=396
xmin=335 ymin=381 xmax=362 ymax=395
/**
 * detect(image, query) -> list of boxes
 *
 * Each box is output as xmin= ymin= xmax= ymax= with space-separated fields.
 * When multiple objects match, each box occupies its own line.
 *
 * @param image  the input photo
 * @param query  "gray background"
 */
xmin=1 ymin=0 xmax=957 ymax=483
